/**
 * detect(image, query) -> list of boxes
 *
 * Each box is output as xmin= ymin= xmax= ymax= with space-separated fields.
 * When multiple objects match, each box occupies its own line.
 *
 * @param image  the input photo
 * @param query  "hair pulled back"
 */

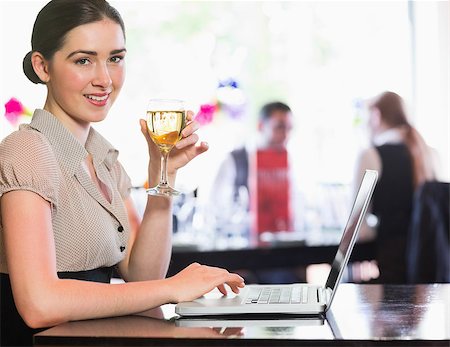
xmin=370 ymin=91 xmax=435 ymax=188
xmin=23 ymin=0 xmax=125 ymax=84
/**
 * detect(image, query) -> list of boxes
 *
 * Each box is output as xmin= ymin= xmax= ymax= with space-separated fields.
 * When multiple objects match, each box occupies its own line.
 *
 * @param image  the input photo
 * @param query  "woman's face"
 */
xmin=367 ymin=106 xmax=381 ymax=139
xmin=45 ymin=19 xmax=126 ymax=125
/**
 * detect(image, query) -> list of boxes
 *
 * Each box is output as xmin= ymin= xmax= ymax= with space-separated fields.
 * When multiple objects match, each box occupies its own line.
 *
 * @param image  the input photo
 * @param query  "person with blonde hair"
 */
xmin=354 ymin=91 xmax=437 ymax=283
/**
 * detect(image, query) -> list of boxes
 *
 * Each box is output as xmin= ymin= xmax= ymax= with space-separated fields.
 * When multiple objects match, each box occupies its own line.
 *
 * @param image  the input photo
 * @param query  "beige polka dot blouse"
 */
xmin=0 ymin=109 xmax=132 ymax=273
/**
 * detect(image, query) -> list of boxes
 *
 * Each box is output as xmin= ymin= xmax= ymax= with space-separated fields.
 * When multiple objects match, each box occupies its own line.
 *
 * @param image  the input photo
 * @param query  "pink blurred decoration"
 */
xmin=196 ymin=78 xmax=246 ymax=125
xmin=4 ymin=97 xmax=32 ymax=126
xmin=195 ymin=103 xmax=216 ymax=125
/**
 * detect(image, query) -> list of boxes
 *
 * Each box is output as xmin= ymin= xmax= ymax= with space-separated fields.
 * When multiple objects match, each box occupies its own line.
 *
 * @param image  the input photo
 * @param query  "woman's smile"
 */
xmin=84 ymin=92 xmax=111 ymax=106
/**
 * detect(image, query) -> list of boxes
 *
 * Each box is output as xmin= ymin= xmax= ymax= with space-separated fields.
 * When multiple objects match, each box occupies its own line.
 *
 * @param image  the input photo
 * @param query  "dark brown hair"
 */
xmin=259 ymin=102 xmax=291 ymax=122
xmin=23 ymin=0 xmax=125 ymax=84
xmin=370 ymin=91 xmax=435 ymax=188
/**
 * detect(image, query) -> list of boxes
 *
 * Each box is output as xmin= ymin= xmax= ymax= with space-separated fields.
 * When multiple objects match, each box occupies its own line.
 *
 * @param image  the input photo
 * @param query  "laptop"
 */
xmin=175 ymin=169 xmax=378 ymax=316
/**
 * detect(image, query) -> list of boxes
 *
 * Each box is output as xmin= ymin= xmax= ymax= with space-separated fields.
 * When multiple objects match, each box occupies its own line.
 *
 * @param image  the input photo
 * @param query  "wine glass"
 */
xmin=146 ymin=99 xmax=186 ymax=196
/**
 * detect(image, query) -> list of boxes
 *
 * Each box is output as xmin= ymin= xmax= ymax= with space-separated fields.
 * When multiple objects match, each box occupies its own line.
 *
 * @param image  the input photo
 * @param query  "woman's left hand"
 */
xmin=139 ymin=110 xmax=208 ymax=177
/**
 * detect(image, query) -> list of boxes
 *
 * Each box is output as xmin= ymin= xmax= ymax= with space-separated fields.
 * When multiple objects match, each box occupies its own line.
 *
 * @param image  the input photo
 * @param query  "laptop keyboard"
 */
xmin=244 ymin=286 xmax=309 ymax=304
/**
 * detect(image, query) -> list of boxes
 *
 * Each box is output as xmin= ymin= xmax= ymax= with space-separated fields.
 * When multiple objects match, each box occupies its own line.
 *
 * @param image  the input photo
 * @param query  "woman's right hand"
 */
xmin=167 ymin=263 xmax=245 ymax=303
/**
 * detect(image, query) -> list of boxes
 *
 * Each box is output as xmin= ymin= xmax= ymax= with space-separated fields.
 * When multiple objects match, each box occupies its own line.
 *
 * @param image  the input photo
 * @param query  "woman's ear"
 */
xmin=31 ymin=52 xmax=50 ymax=83
xmin=373 ymin=107 xmax=382 ymax=128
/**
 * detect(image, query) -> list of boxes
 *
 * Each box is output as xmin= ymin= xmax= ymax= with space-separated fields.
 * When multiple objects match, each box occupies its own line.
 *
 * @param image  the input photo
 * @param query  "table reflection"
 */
xmin=35 ymin=284 xmax=450 ymax=346
xmin=36 ymin=309 xmax=334 ymax=342
xmin=36 ymin=308 xmax=243 ymax=340
xmin=369 ymin=285 xmax=449 ymax=340
xmin=175 ymin=315 xmax=334 ymax=340
xmin=330 ymin=284 xmax=450 ymax=341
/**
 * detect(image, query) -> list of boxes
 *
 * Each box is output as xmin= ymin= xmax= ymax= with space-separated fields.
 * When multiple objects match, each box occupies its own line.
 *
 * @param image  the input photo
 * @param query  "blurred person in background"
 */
xmin=353 ymin=91 xmax=438 ymax=283
xmin=210 ymin=101 xmax=306 ymax=284
xmin=211 ymin=101 xmax=293 ymax=214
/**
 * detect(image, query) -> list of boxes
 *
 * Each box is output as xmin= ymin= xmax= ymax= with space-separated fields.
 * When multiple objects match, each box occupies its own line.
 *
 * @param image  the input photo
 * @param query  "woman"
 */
xmin=0 ymin=1 xmax=244 ymax=345
xmin=354 ymin=91 xmax=436 ymax=283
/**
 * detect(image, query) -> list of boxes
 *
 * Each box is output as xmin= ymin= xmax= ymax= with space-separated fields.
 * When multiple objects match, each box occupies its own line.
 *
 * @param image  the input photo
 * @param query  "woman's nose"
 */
xmin=92 ymin=63 xmax=112 ymax=88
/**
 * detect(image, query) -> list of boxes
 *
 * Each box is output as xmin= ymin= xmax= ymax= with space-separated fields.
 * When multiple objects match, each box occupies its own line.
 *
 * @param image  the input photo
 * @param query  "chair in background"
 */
xmin=406 ymin=181 xmax=450 ymax=283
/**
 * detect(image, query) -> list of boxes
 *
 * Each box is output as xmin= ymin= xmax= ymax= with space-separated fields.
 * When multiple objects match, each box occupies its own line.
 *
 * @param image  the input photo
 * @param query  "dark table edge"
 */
xmin=34 ymin=335 xmax=450 ymax=347
xmin=167 ymin=241 xmax=376 ymax=276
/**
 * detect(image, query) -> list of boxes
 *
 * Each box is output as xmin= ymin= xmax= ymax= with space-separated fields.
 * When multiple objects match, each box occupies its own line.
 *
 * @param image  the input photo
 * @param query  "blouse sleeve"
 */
xmin=0 ymin=129 xmax=59 ymax=210
xmin=111 ymin=160 xmax=132 ymax=200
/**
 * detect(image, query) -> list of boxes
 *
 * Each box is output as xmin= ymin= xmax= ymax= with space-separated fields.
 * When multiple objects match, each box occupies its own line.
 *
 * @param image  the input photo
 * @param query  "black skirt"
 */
xmin=0 ymin=266 xmax=114 ymax=346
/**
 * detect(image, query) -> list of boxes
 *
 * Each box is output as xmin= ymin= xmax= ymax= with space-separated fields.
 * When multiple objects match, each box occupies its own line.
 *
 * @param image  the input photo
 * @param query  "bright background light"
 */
xmin=1 ymin=1 xmax=448 ymax=201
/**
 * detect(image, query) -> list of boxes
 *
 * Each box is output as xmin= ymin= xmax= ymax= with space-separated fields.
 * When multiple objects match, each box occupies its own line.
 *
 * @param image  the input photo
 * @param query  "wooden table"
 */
xmin=34 ymin=283 xmax=450 ymax=346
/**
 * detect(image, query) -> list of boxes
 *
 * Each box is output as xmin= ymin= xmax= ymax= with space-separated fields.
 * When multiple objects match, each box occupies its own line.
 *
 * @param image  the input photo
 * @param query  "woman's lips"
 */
xmin=84 ymin=93 xmax=110 ymax=106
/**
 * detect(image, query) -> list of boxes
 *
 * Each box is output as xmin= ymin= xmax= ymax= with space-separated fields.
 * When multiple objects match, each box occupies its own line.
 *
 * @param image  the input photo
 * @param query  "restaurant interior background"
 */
xmin=1 ymin=1 xmax=448 ymax=248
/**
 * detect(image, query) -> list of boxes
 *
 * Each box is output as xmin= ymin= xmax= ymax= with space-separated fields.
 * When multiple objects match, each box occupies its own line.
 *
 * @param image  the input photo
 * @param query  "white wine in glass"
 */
xmin=146 ymin=99 xmax=186 ymax=196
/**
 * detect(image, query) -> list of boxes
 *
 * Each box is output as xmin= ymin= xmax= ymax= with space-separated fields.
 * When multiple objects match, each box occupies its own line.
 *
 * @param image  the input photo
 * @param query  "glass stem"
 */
xmin=160 ymin=151 xmax=169 ymax=186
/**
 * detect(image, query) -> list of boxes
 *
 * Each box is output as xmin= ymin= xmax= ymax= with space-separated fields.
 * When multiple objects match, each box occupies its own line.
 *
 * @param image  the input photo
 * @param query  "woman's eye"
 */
xmin=110 ymin=56 xmax=124 ymax=63
xmin=76 ymin=58 xmax=90 ymax=65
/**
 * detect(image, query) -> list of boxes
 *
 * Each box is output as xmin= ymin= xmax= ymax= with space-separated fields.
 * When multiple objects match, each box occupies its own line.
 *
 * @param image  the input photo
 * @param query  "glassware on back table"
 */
xmin=146 ymin=99 xmax=186 ymax=196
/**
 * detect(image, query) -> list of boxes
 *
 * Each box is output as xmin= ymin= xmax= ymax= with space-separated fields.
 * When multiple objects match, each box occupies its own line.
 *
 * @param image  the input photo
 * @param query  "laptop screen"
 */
xmin=324 ymin=170 xmax=378 ymax=304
